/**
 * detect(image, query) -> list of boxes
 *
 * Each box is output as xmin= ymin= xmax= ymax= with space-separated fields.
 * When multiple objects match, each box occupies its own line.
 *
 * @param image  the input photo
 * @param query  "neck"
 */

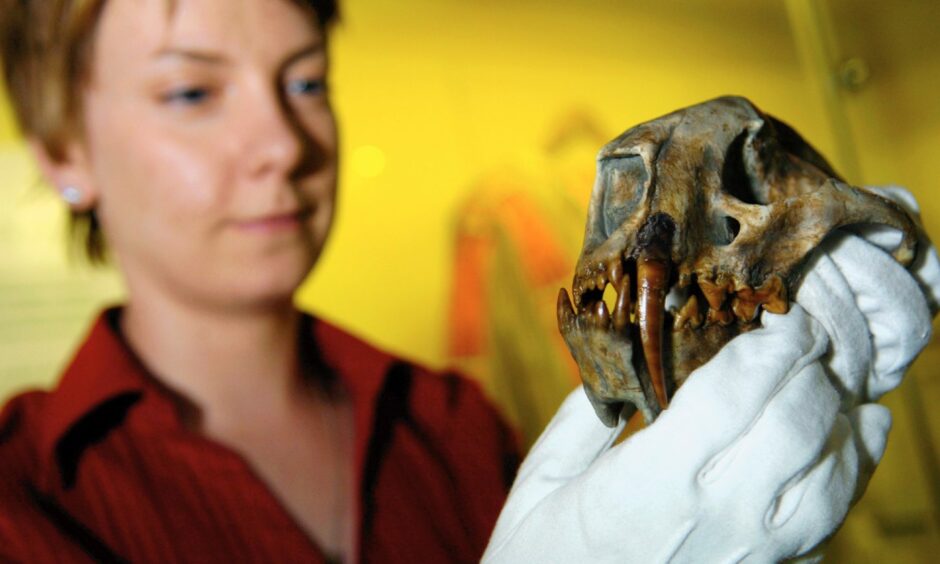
xmin=121 ymin=292 xmax=308 ymax=431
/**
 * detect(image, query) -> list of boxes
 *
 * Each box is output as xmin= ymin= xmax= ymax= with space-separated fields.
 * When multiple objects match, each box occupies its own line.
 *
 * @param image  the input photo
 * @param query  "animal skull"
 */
xmin=558 ymin=96 xmax=917 ymax=427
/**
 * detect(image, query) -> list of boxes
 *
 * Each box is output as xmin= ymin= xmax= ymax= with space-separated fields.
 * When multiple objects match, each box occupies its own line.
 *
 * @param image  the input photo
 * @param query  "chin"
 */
xmin=244 ymin=263 xmax=315 ymax=305
xmin=251 ymin=250 xmax=319 ymax=304
xmin=188 ymin=247 xmax=314 ymax=313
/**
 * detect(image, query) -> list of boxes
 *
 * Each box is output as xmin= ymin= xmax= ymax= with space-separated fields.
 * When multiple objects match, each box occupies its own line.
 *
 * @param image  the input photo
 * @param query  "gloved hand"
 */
xmin=484 ymin=188 xmax=937 ymax=563
xmin=485 ymin=307 xmax=872 ymax=562
xmin=796 ymin=186 xmax=939 ymax=408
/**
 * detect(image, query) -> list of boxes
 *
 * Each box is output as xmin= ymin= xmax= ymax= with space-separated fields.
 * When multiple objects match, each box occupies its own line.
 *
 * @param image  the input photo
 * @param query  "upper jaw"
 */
xmin=564 ymin=212 xmax=778 ymax=425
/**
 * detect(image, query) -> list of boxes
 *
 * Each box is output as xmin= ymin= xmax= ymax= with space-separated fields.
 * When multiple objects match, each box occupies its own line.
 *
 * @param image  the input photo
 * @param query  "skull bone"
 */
xmin=559 ymin=96 xmax=917 ymax=427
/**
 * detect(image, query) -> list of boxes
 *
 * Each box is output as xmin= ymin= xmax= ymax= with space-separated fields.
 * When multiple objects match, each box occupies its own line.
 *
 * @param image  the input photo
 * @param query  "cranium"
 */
xmin=558 ymin=96 xmax=917 ymax=427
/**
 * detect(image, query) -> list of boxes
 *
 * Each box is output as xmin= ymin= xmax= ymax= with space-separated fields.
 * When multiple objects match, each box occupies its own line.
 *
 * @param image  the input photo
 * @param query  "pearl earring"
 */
xmin=61 ymin=186 xmax=82 ymax=205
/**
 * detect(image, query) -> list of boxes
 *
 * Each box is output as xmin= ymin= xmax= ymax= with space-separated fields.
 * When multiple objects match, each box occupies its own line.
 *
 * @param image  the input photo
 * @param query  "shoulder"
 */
xmin=406 ymin=364 xmax=511 ymax=440
xmin=0 ymin=389 xmax=49 ymax=473
xmin=0 ymin=390 xmax=55 ymax=557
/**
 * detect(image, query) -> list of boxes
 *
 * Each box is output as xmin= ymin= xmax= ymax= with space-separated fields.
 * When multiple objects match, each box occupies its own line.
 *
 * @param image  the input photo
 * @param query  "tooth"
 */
xmin=731 ymin=297 xmax=758 ymax=323
xmin=732 ymin=294 xmax=759 ymax=323
xmin=594 ymin=300 xmax=611 ymax=328
xmin=673 ymin=294 xmax=702 ymax=330
xmin=707 ymin=308 xmax=734 ymax=326
xmin=637 ymin=255 xmax=670 ymax=410
xmin=698 ymin=278 xmax=729 ymax=311
xmin=596 ymin=273 xmax=607 ymax=291
xmin=572 ymin=278 xmax=585 ymax=306
xmin=613 ymin=274 xmax=631 ymax=332
xmin=609 ymin=259 xmax=624 ymax=289
xmin=761 ymin=276 xmax=788 ymax=314
xmin=556 ymin=288 xmax=576 ymax=332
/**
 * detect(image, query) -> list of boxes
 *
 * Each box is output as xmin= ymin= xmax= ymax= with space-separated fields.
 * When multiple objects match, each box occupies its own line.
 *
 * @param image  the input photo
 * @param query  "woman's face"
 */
xmin=75 ymin=0 xmax=337 ymax=311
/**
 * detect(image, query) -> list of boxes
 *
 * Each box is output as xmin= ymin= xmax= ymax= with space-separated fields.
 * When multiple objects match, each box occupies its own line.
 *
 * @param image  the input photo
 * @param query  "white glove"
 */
xmin=485 ymin=187 xmax=937 ymax=563
xmin=796 ymin=186 xmax=938 ymax=407
xmin=486 ymin=307 xmax=869 ymax=562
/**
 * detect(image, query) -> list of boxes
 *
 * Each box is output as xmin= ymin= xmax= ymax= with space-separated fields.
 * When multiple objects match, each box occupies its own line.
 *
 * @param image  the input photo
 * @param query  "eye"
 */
xmin=286 ymin=77 xmax=327 ymax=97
xmin=161 ymin=85 xmax=214 ymax=106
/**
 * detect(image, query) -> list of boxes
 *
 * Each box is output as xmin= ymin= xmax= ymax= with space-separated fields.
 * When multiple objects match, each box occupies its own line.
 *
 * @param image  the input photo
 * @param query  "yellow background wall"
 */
xmin=1 ymin=0 xmax=938 ymax=560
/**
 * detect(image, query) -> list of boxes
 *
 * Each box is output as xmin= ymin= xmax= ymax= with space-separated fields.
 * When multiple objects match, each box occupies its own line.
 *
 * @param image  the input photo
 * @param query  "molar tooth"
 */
xmin=698 ymin=278 xmax=729 ymax=311
xmin=596 ymin=273 xmax=608 ymax=291
xmin=732 ymin=294 xmax=759 ymax=323
xmin=673 ymin=294 xmax=702 ymax=330
xmin=706 ymin=308 xmax=735 ymax=326
xmin=757 ymin=276 xmax=789 ymax=314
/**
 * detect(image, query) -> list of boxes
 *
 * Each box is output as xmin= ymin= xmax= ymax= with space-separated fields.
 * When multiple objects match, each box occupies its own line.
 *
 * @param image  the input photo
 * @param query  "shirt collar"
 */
xmin=38 ymin=307 xmax=149 ymax=484
xmin=38 ymin=307 xmax=398 ymax=491
xmin=310 ymin=317 xmax=397 ymax=476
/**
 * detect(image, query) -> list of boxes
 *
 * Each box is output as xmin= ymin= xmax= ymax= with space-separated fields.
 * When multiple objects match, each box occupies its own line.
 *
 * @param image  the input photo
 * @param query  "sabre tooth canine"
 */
xmin=637 ymin=255 xmax=670 ymax=410
xmin=634 ymin=212 xmax=676 ymax=410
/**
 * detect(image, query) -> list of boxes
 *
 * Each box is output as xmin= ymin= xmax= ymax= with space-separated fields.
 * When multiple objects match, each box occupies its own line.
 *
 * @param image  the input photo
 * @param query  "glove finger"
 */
xmin=846 ymin=403 xmax=891 ymax=503
xmin=751 ymin=404 xmax=890 ymax=561
xmin=660 ymin=361 xmax=839 ymax=564
xmin=494 ymin=387 xmax=624 ymax=533
xmin=859 ymin=186 xmax=940 ymax=316
xmin=824 ymin=234 xmax=931 ymax=397
xmin=697 ymin=360 xmax=839 ymax=501
xmin=641 ymin=305 xmax=828 ymax=467
xmin=763 ymin=412 xmax=858 ymax=559
xmin=796 ymin=250 xmax=872 ymax=406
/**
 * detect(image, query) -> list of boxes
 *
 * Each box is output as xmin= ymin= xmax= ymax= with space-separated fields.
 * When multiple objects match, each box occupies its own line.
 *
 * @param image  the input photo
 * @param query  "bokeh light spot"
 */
xmin=351 ymin=145 xmax=386 ymax=178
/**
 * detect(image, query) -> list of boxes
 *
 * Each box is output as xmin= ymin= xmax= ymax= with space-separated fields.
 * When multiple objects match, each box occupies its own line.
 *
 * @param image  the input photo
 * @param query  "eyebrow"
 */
xmin=154 ymin=47 xmax=228 ymax=64
xmin=282 ymin=42 xmax=326 ymax=68
xmin=153 ymin=41 xmax=325 ymax=67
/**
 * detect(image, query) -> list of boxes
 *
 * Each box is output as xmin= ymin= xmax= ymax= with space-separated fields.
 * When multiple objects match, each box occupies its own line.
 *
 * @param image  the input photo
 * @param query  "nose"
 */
xmin=243 ymin=87 xmax=305 ymax=179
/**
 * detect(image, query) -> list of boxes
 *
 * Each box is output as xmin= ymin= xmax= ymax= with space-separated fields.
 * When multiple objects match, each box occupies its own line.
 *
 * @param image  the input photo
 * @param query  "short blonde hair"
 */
xmin=0 ymin=0 xmax=338 ymax=263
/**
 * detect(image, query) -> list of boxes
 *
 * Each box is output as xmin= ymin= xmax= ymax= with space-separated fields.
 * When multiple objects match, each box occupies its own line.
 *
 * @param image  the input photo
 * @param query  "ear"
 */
xmin=28 ymin=137 xmax=99 ymax=212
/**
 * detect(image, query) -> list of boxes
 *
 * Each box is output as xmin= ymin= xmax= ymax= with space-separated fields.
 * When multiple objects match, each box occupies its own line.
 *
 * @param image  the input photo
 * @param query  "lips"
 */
xmin=234 ymin=208 xmax=312 ymax=232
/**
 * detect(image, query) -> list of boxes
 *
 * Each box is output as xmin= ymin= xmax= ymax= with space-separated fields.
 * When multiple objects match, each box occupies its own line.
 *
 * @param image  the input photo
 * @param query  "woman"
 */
xmin=0 ymin=1 xmax=517 ymax=561
xmin=2 ymin=1 xmax=937 ymax=562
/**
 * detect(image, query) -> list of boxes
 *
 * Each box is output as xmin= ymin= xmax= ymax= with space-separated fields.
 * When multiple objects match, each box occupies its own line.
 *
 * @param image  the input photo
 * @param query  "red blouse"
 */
xmin=0 ymin=309 xmax=519 ymax=563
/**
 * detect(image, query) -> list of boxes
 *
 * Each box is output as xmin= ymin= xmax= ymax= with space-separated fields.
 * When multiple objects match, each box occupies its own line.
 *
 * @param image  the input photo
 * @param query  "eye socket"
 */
xmin=600 ymin=155 xmax=647 ymax=238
